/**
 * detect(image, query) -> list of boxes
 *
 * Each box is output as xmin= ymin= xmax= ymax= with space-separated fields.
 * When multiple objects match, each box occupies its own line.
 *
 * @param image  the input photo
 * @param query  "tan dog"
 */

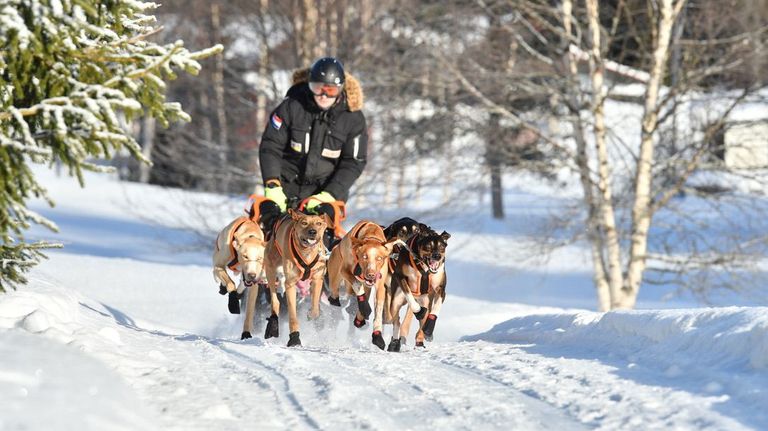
xmin=260 ymin=209 xmax=331 ymax=347
xmin=212 ymin=217 xmax=266 ymax=316
xmin=325 ymin=220 xmax=403 ymax=350
xmin=387 ymin=226 xmax=449 ymax=352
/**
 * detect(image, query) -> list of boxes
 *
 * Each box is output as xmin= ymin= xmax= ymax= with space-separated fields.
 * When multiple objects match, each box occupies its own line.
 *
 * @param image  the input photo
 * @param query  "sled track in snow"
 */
xmin=201 ymin=338 xmax=584 ymax=430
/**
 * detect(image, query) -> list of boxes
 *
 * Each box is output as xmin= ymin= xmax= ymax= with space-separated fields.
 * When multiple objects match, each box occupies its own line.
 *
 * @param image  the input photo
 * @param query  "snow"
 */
xmin=0 ymin=166 xmax=767 ymax=430
xmin=7 ymin=78 xmax=768 ymax=430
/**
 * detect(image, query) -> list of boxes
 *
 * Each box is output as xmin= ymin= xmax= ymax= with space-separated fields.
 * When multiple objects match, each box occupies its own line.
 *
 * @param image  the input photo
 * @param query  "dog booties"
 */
xmin=287 ymin=331 xmax=301 ymax=347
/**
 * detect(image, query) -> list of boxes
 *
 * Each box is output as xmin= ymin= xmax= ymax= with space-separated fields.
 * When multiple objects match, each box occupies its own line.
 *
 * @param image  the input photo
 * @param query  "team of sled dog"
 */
xmin=212 ymin=197 xmax=449 ymax=351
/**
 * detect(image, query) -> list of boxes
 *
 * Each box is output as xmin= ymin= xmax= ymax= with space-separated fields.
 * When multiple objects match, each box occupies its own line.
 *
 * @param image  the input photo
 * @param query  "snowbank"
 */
xmin=0 ymin=282 xmax=160 ymax=431
xmin=463 ymin=308 xmax=768 ymax=370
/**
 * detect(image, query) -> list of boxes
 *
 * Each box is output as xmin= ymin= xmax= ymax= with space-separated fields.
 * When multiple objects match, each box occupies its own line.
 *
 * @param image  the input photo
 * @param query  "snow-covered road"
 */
xmin=4 ymin=272 xmax=765 ymax=430
xmin=2 ymin=169 xmax=766 ymax=430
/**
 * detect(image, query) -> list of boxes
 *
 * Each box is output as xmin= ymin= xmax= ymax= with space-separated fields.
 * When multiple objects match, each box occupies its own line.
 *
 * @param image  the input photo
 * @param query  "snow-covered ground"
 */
xmin=1 ymin=167 xmax=767 ymax=430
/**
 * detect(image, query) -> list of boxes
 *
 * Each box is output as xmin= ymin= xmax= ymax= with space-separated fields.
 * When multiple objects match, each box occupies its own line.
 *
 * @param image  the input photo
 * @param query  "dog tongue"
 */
xmin=296 ymin=279 xmax=311 ymax=297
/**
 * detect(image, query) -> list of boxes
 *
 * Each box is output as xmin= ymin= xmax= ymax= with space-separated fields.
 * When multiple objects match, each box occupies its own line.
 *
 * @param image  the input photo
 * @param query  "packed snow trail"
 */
xmin=1 ymin=283 xmax=581 ymax=430
xmin=5 ymin=279 xmax=763 ymax=430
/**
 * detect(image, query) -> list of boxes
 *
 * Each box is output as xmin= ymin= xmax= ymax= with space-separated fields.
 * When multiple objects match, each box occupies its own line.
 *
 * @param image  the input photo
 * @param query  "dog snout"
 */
xmin=432 ymin=253 xmax=442 ymax=260
xmin=308 ymin=228 xmax=317 ymax=236
xmin=245 ymin=272 xmax=258 ymax=282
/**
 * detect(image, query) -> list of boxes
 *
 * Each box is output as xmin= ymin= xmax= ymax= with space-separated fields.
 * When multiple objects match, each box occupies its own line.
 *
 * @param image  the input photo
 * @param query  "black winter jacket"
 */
xmin=259 ymin=70 xmax=368 ymax=203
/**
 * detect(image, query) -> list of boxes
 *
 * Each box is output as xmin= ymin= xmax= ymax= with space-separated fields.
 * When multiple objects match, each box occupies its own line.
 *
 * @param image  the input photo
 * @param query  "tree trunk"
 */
xmin=623 ymin=0 xmax=682 ymax=309
xmin=359 ymin=0 xmax=373 ymax=56
xmin=300 ymin=0 xmax=319 ymax=64
xmin=489 ymin=112 xmax=504 ymax=219
xmin=211 ymin=2 xmax=229 ymax=192
xmin=563 ymin=0 xmax=611 ymax=311
xmin=138 ymin=115 xmax=155 ymax=184
xmin=586 ymin=0 xmax=624 ymax=308
xmin=254 ymin=0 xmax=269 ymax=194
xmin=415 ymin=158 xmax=422 ymax=205
xmin=397 ymin=143 xmax=406 ymax=208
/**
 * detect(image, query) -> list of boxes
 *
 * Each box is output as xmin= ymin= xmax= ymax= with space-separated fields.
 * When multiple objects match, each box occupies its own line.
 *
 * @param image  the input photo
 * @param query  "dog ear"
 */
xmin=418 ymin=224 xmax=431 ymax=236
xmin=398 ymin=225 xmax=409 ymax=237
xmin=288 ymin=208 xmax=300 ymax=221
xmin=350 ymin=236 xmax=362 ymax=251
xmin=323 ymin=213 xmax=333 ymax=228
xmin=440 ymin=231 xmax=451 ymax=241
xmin=384 ymin=238 xmax=402 ymax=254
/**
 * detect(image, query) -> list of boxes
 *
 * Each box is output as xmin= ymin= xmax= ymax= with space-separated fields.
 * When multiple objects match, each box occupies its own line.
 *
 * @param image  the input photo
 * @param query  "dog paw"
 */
xmin=357 ymin=295 xmax=372 ymax=319
xmin=372 ymin=331 xmax=385 ymax=350
xmin=241 ymin=331 xmax=252 ymax=340
xmin=353 ymin=317 xmax=366 ymax=328
xmin=287 ymin=331 xmax=301 ymax=347
xmin=328 ymin=296 xmax=341 ymax=306
xmin=228 ymin=291 xmax=241 ymax=314
xmin=415 ymin=341 xmax=426 ymax=348
xmin=414 ymin=306 xmax=428 ymax=320
xmin=218 ymin=284 xmax=227 ymax=295
xmin=264 ymin=315 xmax=279 ymax=339
xmin=422 ymin=313 xmax=437 ymax=337
xmin=387 ymin=338 xmax=401 ymax=352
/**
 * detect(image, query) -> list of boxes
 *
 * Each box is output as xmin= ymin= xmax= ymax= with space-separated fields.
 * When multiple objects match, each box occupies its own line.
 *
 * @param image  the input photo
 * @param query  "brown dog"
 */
xmin=325 ymin=220 xmax=403 ymax=350
xmin=387 ymin=226 xmax=449 ymax=352
xmin=257 ymin=208 xmax=331 ymax=347
xmin=212 ymin=217 xmax=266 ymax=315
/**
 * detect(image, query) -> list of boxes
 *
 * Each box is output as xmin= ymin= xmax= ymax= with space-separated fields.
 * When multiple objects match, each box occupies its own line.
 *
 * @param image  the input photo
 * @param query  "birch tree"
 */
xmin=555 ymin=0 xmax=766 ymax=309
xmin=394 ymin=0 xmax=767 ymax=309
xmin=0 ymin=0 xmax=221 ymax=291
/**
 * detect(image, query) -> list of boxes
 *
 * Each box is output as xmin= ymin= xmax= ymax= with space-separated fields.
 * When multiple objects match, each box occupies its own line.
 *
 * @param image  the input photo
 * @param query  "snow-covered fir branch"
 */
xmin=0 ymin=0 xmax=221 ymax=285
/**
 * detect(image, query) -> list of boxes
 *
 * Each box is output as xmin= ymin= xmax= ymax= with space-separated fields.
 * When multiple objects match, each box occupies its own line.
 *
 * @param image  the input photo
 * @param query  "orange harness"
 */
xmin=273 ymin=215 xmax=321 ymax=282
xmin=245 ymin=194 xmax=271 ymax=223
xmin=216 ymin=195 xmax=273 ymax=272
xmin=214 ymin=216 xmax=255 ymax=272
xmin=297 ymin=198 xmax=348 ymax=239
xmin=404 ymin=235 xmax=435 ymax=295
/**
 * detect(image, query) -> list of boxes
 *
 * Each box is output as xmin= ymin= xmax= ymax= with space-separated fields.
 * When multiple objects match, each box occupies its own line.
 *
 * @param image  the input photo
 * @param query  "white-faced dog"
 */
xmin=212 ymin=216 xmax=266 ymax=316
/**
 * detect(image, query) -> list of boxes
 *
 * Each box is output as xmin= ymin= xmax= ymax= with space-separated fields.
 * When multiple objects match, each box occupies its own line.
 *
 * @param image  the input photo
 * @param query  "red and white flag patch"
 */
xmin=270 ymin=113 xmax=283 ymax=130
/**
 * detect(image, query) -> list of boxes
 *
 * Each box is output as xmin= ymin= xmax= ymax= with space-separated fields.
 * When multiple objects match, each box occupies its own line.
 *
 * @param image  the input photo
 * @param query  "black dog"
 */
xmin=383 ymin=217 xmax=423 ymax=242
xmin=386 ymin=224 xmax=450 ymax=352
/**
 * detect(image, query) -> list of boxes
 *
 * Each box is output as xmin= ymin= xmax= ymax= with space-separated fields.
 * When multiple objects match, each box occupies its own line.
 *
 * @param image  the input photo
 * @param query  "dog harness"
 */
xmin=245 ymin=194 xmax=271 ymax=223
xmin=273 ymin=214 xmax=321 ymax=282
xmin=349 ymin=221 xmax=387 ymax=282
xmin=404 ymin=235 xmax=438 ymax=295
xmin=289 ymin=231 xmax=320 ymax=281
xmin=298 ymin=198 xmax=348 ymax=239
xmin=214 ymin=216 xmax=266 ymax=272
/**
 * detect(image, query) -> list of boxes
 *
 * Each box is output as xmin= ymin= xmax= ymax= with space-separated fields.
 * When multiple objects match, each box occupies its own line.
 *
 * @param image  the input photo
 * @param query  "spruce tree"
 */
xmin=0 ymin=0 xmax=222 ymax=291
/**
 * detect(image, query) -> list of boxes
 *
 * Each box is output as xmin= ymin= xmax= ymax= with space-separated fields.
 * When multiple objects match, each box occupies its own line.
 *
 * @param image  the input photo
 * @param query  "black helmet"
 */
xmin=309 ymin=57 xmax=345 ymax=86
